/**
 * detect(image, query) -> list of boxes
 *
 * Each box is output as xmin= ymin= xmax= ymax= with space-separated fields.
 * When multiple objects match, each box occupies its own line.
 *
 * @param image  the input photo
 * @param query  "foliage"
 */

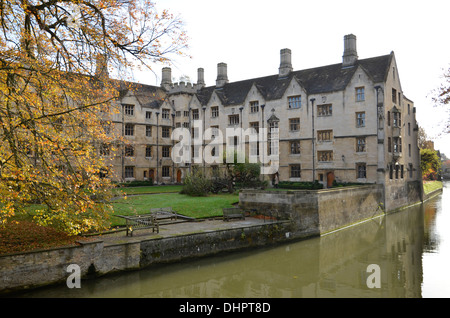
xmin=418 ymin=126 xmax=435 ymax=150
xmin=0 ymin=220 xmax=87 ymax=255
xmin=223 ymin=150 xmax=265 ymax=192
xmin=420 ymin=148 xmax=442 ymax=180
xmin=0 ymin=0 xmax=188 ymax=234
xmin=278 ymin=181 xmax=324 ymax=190
xmin=180 ymin=169 xmax=212 ymax=197
xmin=119 ymin=180 xmax=154 ymax=187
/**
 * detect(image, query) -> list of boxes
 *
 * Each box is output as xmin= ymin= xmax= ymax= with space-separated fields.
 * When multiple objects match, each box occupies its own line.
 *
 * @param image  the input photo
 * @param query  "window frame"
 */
xmin=289 ymin=118 xmax=300 ymax=131
xmin=288 ymin=95 xmax=302 ymax=109
xmin=356 ymin=87 xmax=365 ymax=102
xmin=290 ymin=140 xmax=301 ymax=155
xmin=356 ymin=112 xmax=365 ymax=127
xmin=356 ymin=163 xmax=367 ymax=179
xmin=317 ymin=130 xmax=333 ymax=142
xmin=250 ymin=101 xmax=259 ymax=113
xmin=317 ymin=104 xmax=332 ymax=117
xmin=290 ymin=164 xmax=301 ymax=178
xmin=317 ymin=150 xmax=333 ymax=162
xmin=123 ymin=104 xmax=134 ymax=116
xmin=124 ymin=123 xmax=134 ymax=136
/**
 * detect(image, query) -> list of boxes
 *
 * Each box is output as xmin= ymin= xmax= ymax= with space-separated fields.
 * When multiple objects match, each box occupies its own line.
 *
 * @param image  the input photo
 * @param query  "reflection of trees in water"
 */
xmin=423 ymin=201 xmax=439 ymax=252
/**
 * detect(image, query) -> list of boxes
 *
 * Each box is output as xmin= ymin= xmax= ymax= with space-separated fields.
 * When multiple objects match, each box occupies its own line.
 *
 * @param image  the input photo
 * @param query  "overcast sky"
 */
xmin=133 ymin=0 xmax=450 ymax=156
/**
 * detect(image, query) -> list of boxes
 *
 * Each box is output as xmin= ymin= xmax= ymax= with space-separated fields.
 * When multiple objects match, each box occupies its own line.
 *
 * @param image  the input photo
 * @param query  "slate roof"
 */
xmin=195 ymin=53 xmax=393 ymax=106
xmin=115 ymin=80 xmax=167 ymax=108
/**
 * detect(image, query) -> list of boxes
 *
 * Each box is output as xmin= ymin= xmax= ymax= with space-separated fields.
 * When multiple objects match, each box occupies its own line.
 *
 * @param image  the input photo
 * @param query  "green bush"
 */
xmin=119 ymin=179 xmax=153 ymax=187
xmin=180 ymin=170 xmax=211 ymax=197
xmin=278 ymin=181 xmax=323 ymax=190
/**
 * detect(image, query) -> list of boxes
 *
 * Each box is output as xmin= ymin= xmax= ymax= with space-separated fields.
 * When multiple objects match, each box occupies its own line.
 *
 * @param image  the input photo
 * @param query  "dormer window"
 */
xmin=123 ymin=104 xmax=134 ymax=116
xmin=250 ymin=101 xmax=259 ymax=113
xmin=356 ymin=87 xmax=365 ymax=101
xmin=162 ymin=108 xmax=170 ymax=119
xmin=288 ymin=96 xmax=301 ymax=109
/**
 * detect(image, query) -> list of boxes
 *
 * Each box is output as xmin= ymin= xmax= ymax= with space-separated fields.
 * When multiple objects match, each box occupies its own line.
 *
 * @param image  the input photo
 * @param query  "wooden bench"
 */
xmin=222 ymin=207 xmax=245 ymax=221
xmin=116 ymin=214 xmax=160 ymax=237
xmin=150 ymin=207 xmax=178 ymax=221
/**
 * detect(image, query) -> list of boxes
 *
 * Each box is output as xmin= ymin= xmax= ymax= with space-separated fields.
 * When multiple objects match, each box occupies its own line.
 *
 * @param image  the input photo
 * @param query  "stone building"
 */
xmin=101 ymin=34 xmax=421 ymax=192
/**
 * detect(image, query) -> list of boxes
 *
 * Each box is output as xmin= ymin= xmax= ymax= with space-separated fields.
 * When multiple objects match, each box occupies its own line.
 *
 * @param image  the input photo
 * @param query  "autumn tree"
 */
xmin=0 ymin=0 xmax=188 ymax=234
xmin=420 ymin=148 xmax=441 ymax=180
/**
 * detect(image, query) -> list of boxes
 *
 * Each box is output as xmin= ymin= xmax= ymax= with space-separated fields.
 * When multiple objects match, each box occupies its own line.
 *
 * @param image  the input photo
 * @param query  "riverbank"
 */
xmin=423 ymin=180 xmax=443 ymax=200
xmin=1 ymin=181 xmax=438 ymax=295
xmin=0 ymin=216 xmax=295 ymax=295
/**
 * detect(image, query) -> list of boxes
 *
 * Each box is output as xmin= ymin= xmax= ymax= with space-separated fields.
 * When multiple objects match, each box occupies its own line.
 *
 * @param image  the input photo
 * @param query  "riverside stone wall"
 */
xmin=0 ymin=222 xmax=291 ymax=294
xmin=239 ymin=184 xmax=386 ymax=235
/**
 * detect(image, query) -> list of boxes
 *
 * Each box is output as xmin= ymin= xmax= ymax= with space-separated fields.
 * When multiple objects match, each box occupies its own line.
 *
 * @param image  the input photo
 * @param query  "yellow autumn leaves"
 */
xmin=0 ymin=0 xmax=188 ymax=234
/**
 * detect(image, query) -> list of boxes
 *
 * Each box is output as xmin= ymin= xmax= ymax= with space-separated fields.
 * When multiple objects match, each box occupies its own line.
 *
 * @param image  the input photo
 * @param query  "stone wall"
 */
xmin=0 ymin=240 xmax=140 ymax=294
xmin=384 ymin=180 xmax=423 ymax=212
xmin=0 ymin=222 xmax=291 ymax=294
xmin=239 ymin=184 xmax=386 ymax=236
xmin=316 ymin=185 xmax=384 ymax=233
xmin=139 ymin=222 xmax=291 ymax=268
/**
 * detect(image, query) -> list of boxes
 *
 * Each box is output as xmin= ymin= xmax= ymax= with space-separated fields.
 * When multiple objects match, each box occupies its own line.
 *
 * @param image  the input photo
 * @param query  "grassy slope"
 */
xmin=423 ymin=180 xmax=443 ymax=195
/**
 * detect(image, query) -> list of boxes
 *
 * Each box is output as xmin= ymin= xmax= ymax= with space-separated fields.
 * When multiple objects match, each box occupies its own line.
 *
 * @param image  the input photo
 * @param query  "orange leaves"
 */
xmin=1 ymin=0 xmax=188 ymax=235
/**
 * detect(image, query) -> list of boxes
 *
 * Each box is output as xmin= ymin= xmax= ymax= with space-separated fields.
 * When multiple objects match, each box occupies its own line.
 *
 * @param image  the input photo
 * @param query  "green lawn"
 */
xmin=423 ymin=180 xmax=443 ymax=195
xmin=110 ymin=192 xmax=239 ymax=226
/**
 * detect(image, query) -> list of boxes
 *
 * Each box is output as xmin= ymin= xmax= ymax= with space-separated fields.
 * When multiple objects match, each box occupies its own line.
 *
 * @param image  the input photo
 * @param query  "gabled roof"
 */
xmin=115 ymin=80 xmax=167 ymax=108
xmin=196 ymin=53 xmax=393 ymax=106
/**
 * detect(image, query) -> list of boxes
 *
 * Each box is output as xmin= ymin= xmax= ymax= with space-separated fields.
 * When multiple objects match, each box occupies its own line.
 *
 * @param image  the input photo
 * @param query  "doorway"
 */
xmin=149 ymin=169 xmax=155 ymax=182
xmin=326 ymin=171 xmax=335 ymax=188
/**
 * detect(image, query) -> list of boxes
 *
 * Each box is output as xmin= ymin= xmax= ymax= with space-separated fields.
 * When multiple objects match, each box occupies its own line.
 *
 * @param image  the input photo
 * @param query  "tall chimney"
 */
xmin=278 ymin=48 xmax=293 ymax=78
xmin=342 ymin=34 xmax=358 ymax=67
xmin=216 ymin=63 xmax=228 ymax=87
xmin=161 ymin=67 xmax=172 ymax=90
xmin=197 ymin=68 xmax=205 ymax=87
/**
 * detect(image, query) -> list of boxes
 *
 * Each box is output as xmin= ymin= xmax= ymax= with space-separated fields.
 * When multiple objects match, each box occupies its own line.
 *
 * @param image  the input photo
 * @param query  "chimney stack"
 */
xmin=161 ymin=67 xmax=172 ymax=90
xmin=216 ymin=63 xmax=228 ymax=87
xmin=197 ymin=68 xmax=205 ymax=87
xmin=279 ymin=48 xmax=293 ymax=78
xmin=342 ymin=34 xmax=358 ymax=67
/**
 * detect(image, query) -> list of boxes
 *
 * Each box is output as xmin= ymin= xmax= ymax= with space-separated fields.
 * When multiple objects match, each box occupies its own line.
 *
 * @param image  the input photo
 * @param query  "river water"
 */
xmin=17 ymin=181 xmax=450 ymax=298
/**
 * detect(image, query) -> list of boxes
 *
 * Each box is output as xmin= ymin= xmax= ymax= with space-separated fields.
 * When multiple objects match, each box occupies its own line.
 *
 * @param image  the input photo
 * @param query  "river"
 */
xmin=17 ymin=181 xmax=450 ymax=298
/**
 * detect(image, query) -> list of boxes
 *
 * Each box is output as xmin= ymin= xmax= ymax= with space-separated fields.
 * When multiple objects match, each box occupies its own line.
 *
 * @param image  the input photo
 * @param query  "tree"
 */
xmin=420 ymin=148 xmax=441 ymax=180
xmin=0 ymin=0 xmax=188 ymax=234
xmin=223 ymin=150 xmax=265 ymax=193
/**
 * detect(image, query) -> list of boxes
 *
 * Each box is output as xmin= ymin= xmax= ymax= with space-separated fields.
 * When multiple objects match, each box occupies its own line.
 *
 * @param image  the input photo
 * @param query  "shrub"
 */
xmin=180 ymin=170 xmax=211 ymax=196
xmin=119 ymin=179 xmax=153 ymax=187
xmin=278 ymin=181 xmax=323 ymax=190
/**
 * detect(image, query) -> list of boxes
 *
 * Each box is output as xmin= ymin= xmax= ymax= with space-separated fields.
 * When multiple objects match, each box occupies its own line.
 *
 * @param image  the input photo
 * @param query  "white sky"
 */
xmin=132 ymin=0 xmax=450 ymax=157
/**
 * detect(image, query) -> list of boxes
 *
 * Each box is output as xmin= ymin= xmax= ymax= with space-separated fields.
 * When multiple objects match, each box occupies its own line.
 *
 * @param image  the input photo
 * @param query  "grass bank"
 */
xmin=423 ymin=180 xmax=443 ymax=195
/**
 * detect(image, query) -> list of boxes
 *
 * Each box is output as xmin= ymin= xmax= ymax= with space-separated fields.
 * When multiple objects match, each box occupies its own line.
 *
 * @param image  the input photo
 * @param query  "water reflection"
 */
xmin=16 ymin=182 xmax=450 ymax=298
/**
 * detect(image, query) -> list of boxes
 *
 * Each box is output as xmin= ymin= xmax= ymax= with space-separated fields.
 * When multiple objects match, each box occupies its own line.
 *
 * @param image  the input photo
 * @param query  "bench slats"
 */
xmin=222 ymin=207 xmax=245 ymax=221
